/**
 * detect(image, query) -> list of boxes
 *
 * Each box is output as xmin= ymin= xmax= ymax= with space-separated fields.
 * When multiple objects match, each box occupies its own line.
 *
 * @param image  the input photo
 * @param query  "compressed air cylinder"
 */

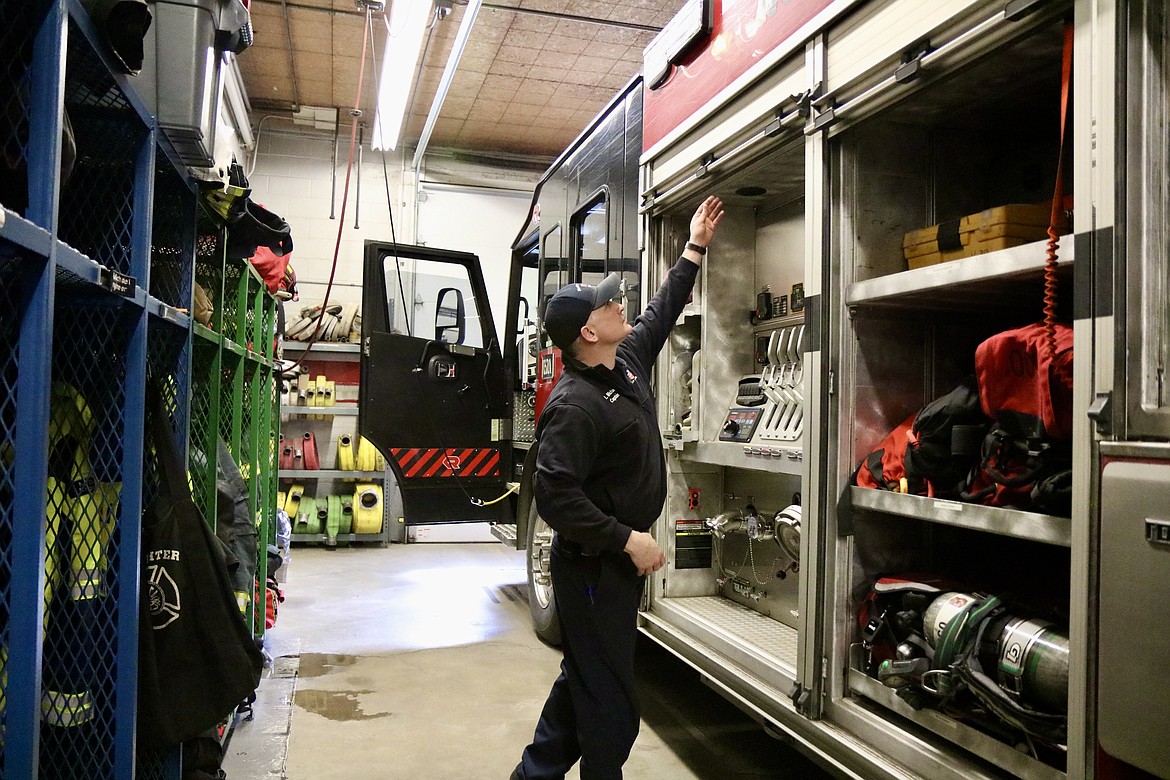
xmin=924 ymin=592 xmax=1069 ymax=714
xmin=922 ymin=592 xmax=978 ymax=647
xmin=987 ymin=614 xmax=1069 ymax=714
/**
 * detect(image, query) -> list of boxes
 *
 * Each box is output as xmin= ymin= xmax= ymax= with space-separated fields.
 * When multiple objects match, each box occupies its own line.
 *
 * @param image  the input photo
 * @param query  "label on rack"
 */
xmin=101 ymin=267 xmax=135 ymax=297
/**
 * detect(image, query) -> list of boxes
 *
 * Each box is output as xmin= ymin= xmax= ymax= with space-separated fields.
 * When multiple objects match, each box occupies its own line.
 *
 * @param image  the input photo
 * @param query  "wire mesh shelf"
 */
xmin=58 ymin=19 xmax=148 ymax=276
xmin=150 ymin=165 xmax=196 ymax=310
xmin=0 ymin=246 xmax=26 ymax=774
xmin=38 ymin=303 xmax=135 ymax=779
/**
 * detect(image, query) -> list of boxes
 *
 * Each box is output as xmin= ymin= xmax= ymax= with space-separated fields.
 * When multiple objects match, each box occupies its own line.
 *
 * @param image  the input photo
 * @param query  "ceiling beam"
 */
xmin=482 ymin=3 xmax=661 ymax=32
xmin=252 ymin=0 xmax=365 ymax=17
xmin=251 ymin=0 xmax=663 ymax=32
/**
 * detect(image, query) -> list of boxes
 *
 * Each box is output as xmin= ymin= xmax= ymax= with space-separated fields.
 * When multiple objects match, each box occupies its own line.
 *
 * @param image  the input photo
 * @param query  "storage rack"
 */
xmin=279 ymin=341 xmax=395 ymax=546
xmin=824 ymin=11 xmax=1081 ymax=778
xmin=0 ymin=2 xmax=277 ymax=778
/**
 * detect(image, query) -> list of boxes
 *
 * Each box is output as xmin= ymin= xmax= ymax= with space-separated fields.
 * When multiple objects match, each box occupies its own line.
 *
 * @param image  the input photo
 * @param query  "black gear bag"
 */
xmin=137 ymin=387 xmax=264 ymax=752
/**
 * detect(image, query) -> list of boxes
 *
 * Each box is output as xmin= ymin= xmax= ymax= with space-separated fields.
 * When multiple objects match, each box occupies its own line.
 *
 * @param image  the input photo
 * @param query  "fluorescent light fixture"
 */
xmin=412 ymin=0 xmax=481 ymax=170
xmin=372 ymin=0 xmax=432 ymax=151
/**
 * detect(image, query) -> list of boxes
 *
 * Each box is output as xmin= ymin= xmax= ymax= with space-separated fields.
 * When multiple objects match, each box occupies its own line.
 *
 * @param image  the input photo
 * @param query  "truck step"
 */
xmin=490 ymin=523 xmax=518 ymax=546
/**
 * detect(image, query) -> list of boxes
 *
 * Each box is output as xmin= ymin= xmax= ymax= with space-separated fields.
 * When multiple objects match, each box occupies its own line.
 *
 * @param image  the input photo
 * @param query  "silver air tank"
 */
xmin=991 ymin=615 xmax=1069 ymax=713
xmin=923 ymin=592 xmax=1069 ymax=714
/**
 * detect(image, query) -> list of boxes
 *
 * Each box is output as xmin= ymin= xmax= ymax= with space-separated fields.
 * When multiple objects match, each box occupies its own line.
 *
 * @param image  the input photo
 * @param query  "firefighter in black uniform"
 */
xmin=511 ymin=196 xmax=725 ymax=780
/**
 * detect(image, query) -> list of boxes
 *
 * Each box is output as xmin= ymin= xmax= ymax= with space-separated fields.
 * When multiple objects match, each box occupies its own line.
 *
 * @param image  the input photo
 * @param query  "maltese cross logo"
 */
xmin=147 ymin=564 xmax=182 ymax=629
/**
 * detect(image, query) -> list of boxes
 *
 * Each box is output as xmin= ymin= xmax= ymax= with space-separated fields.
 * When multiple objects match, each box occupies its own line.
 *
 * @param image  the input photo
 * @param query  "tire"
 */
xmin=525 ymin=500 xmax=562 ymax=646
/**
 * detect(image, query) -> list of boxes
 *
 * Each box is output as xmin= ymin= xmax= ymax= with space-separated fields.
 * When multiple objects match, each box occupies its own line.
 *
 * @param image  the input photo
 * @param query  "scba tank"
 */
xmin=924 ymin=592 xmax=1069 ymax=714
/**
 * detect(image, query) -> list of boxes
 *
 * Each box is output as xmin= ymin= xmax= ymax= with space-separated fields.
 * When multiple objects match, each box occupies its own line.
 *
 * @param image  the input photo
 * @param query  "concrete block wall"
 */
xmin=245 ymin=127 xmax=411 ymax=308
xmin=245 ymin=127 xmax=538 ymax=342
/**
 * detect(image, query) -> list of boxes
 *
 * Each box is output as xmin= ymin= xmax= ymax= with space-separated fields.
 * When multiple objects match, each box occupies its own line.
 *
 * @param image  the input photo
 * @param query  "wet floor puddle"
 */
xmin=293 ymin=654 xmax=390 ymax=721
xmin=294 ymin=688 xmax=390 ymax=721
xmin=296 ymin=653 xmax=359 ymax=678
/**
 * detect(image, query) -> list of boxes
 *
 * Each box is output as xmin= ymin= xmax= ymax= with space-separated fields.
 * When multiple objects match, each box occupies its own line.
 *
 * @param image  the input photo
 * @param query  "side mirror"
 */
xmin=435 ymin=287 xmax=465 ymax=345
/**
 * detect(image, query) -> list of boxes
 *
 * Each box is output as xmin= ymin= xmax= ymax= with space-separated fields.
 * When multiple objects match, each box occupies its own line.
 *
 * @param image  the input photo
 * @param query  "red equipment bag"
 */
xmin=854 ymin=413 xmax=929 ymax=495
xmin=854 ymin=377 xmax=987 ymax=498
xmin=974 ymin=321 xmax=1073 ymax=441
xmin=249 ymin=246 xmax=293 ymax=296
xmin=961 ymin=323 xmax=1074 ymax=514
xmin=264 ymin=578 xmax=283 ymax=630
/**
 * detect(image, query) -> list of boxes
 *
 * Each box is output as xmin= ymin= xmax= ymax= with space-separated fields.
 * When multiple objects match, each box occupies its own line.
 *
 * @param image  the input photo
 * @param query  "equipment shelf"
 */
xmin=281 ymin=404 xmax=359 ymax=416
xmin=672 ymin=440 xmax=803 ymax=476
xmin=848 ymin=487 xmax=1071 ymax=548
xmin=280 ymin=342 xmax=398 ymax=545
xmin=290 ymin=532 xmax=388 ymax=545
xmin=846 ymin=240 xmax=1075 ymax=312
xmin=282 ymin=340 xmax=360 ymax=354
xmin=0 ymin=209 xmax=52 ymax=255
xmin=278 ymin=469 xmax=382 ymax=480
xmin=846 ymin=667 xmax=1065 ymax=780
xmin=149 ymin=297 xmax=191 ymax=329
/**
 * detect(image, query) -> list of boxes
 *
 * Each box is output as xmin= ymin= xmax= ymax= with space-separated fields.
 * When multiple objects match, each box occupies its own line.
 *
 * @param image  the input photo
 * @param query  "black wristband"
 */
xmin=685 ymin=241 xmax=707 ymax=256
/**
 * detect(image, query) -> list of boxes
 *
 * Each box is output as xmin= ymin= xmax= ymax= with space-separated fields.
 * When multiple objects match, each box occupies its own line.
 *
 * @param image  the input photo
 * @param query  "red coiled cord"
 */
xmin=1045 ymin=21 xmax=1074 ymax=389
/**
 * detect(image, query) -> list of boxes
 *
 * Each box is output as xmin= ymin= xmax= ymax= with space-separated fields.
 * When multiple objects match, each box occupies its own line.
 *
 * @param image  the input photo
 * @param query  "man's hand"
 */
xmin=689 ymin=195 xmax=725 ymax=249
xmin=624 ymin=530 xmax=666 ymax=576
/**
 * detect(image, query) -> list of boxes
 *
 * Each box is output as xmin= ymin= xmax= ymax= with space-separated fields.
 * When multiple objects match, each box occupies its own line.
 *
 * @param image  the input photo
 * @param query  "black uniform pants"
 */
xmin=512 ymin=537 xmax=645 ymax=780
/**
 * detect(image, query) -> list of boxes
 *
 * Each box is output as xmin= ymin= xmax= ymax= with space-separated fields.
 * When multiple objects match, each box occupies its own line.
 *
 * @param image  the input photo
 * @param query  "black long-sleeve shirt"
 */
xmin=533 ymin=257 xmax=698 ymax=553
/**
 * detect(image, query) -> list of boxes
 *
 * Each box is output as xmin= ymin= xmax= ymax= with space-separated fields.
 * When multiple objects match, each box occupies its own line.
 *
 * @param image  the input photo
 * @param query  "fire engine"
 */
xmin=363 ymin=1 xmax=1170 ymax=778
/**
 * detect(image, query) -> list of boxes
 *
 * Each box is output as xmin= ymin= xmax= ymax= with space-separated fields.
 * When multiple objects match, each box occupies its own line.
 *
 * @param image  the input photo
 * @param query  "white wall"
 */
xmin=245 ymin=127 xmax=537 ymax=344
xmin=415 ymin=183 xmax=533 ymax=347
xmin=245 ymin=127 xmax=414 ymax=310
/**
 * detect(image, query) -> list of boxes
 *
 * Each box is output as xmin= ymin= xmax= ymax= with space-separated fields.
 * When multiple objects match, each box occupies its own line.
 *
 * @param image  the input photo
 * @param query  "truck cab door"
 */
xmin=359 ymin=242 xmax=511 ymax=524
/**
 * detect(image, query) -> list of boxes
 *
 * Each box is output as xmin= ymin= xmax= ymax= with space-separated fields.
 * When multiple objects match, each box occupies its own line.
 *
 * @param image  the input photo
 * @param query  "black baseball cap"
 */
xmin=542 ymin=273 xmax=624 ymax=351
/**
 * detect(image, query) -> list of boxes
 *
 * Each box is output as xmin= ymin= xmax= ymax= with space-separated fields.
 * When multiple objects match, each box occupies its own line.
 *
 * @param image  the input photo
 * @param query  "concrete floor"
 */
xmin=222 ymin=541 xmax=835 ymax=780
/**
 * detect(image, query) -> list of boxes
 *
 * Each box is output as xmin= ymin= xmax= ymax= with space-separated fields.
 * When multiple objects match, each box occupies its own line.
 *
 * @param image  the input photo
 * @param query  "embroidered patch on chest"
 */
xmin=604 ymin=389 xmax=620 ymax=403
xmin=625 ymin=369 xmax=638 ymax=384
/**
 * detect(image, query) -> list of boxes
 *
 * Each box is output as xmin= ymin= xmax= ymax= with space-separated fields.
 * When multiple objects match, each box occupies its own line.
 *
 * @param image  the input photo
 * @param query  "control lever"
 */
xmin=776 ymin=326 xmax=805 ymax=433
xmin=790 ymin=324 xmax=806 ymax=393
xmin=762 ymin=331 xmax=783 ymax=404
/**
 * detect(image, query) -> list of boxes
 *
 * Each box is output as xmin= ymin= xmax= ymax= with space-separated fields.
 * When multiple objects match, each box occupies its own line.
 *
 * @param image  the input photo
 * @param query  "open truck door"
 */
xmin=359 ymin=241 xmax=512 ymax=525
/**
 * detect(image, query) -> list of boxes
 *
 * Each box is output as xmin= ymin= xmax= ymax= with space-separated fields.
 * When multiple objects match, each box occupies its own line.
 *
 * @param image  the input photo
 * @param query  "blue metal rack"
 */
xmin=1 ymin=1 xmax=277 ymax=777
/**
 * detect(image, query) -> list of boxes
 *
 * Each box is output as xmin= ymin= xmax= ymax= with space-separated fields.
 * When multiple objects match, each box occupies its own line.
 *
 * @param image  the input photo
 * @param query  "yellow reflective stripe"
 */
xmin=70 ymin=568 xmax=105 ymax=600
xmin=41 ymin=689 xmax=94 ymax=727
xmin=66 ymin=482 xmax=120 ymax=600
